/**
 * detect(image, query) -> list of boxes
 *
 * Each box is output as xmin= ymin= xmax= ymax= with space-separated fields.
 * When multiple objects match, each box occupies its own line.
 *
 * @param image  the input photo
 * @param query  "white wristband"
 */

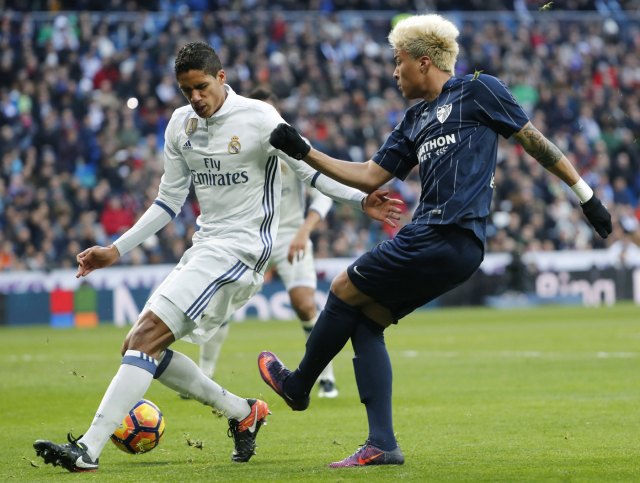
xmin=570 ymin=178 xmax=594 ymax=204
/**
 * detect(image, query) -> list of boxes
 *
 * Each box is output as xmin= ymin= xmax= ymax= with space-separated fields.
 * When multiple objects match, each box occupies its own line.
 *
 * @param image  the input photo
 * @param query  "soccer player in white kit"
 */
xmin=33 ymin=41 xmax=402 ymax=472
xmin=195 ymin=88 xmax=339 ymax=398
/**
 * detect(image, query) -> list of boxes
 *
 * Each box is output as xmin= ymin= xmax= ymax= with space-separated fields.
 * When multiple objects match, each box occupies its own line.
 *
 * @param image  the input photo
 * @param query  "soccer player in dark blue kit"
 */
xmin=259 ymin=14 xmax=612 ymax=467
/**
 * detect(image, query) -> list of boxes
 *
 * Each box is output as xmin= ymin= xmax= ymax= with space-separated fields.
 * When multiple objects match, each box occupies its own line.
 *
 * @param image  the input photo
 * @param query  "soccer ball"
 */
xmin=110 ymin=399 xmax=165 ymax=454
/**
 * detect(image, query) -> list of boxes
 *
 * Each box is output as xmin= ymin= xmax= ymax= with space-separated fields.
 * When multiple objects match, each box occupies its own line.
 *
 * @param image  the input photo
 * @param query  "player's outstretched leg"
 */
xmin=227 ymin=399 xmax=270 ymax=462
xmin=259 ymin=292 xmax=361 ymax=410
xmin=154 ymin=350 xmax=271 ymax=462
xmin=328 ymin=441 xmax=405 ymax=468
xmin=199 ymin=322 xmax=230 ymax=379
xmin=258 ymin=351 xmax=310 ymax=410
xmin=179 ymin=323 xmax=230 ymax=400
xmin=33 ymin=433 xmax=99 ymax=472
xmin=302 ymin=316 xmax=339 ymax=399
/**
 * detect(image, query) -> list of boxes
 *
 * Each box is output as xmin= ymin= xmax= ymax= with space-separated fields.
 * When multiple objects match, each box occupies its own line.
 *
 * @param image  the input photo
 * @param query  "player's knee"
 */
xmin=330 ymin=270 xmax=368 ymax=307
xmin=125 ymin=312 xmax=174 ymax=359
xmin=329 ymin=271 xmax=351 ymax=298
xmin=127 ymin=319 xmax=154 ymax=350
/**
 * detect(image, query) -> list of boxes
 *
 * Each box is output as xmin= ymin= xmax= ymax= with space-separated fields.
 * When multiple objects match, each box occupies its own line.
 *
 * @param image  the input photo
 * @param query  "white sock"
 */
xmin=302 ymin=315 xmax=335 ymax=383
xmin=155 ymin=349 xmax=249 ymax=420
xmin=318 ymin=359 xmax=336 ymax=383
xmin=79 ymin=350 xmax=157 ymax=461
xmin=199 ymin=323 xmax=230 ymax=378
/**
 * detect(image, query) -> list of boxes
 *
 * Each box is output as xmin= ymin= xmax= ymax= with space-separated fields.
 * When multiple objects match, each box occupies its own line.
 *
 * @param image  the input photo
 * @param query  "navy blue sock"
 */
xmin=284 ymin=292 xmax=360 ymax=398
xmin=351 ymin=316 xmax=396 ymax=451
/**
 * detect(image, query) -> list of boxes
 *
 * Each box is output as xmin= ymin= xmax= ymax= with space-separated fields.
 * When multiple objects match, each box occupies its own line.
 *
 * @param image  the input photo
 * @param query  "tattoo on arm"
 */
xmin=517 ymin=125 xmax=563 ymax=168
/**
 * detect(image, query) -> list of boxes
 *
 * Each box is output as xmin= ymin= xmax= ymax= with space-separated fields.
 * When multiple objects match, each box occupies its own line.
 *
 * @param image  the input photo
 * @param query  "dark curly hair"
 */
xmin=174 ymin=41 xmax=222 ymax=77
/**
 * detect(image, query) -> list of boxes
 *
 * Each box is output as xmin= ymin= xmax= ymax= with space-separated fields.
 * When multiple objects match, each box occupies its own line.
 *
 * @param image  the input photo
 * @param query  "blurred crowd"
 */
xmin=4 ymin=1 xmax=634 ymax=13
xmin=0 ymin=3 xmax=639 ymax=272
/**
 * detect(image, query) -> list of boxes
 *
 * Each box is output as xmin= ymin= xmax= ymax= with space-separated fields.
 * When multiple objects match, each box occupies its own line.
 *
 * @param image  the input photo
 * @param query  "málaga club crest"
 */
xmin=436 ymin=104 xmax=452 ymax=123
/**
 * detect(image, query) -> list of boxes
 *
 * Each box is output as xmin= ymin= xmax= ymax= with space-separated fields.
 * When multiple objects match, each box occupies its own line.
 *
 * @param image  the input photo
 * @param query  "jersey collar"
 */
xmin=442 ymin=76 xmax=461 ymax=91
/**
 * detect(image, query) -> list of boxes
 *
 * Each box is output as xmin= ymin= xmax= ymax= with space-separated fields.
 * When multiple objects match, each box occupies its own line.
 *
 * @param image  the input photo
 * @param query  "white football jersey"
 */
xmin=154 ymin=85 xmax=360 ymax=274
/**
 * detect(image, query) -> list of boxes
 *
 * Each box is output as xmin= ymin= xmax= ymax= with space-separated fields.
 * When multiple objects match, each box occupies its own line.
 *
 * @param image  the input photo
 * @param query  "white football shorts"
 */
xmin=269 ymin=230 xmax=317 ymax=291
xmin=145 ymin=242 xmax=263 ymax=344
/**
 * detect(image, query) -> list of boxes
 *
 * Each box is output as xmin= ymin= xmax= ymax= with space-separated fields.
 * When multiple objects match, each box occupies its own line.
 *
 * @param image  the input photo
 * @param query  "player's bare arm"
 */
xmin=270 ymin=123 xmax=394 ymax=192
xmin=514 ymin=121 xmax=612 ymax=238
xmin=513 ymin=121 xmax=580 ymax=186
xmin=76 ymin=245 xmax=120 ymax=278
xmin=305 ymin=150 xmax=394 ymax=193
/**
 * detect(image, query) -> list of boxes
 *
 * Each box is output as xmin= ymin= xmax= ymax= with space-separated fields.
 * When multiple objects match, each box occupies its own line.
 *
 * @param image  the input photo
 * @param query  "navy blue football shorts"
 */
xmin=346 ymin=223 xmax=484 ymax=322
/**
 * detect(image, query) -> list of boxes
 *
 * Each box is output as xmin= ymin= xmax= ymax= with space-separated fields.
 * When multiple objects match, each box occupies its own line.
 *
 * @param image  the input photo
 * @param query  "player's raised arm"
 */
xmin=269 ymin=123 xmax=402 ymax=226
xmin=513 ymin=121 xmax=612 ymax=239
xmin=270 ymin=123 xmax=394 ymax=193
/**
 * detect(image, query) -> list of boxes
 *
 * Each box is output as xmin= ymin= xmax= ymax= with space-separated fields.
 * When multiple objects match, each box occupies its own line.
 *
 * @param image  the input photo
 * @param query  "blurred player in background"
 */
xmin=259 ymin=14 xmax=612 ymax=468
xmin=33 ymin=41 xmax=402 ymax=472
xmin=194 ymin=87 xmax=338 ymax=398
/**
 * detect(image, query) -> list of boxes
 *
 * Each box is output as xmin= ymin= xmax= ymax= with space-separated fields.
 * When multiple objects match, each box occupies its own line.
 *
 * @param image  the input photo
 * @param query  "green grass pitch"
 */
xmin=1 ymin=304 xmax=639 ymax=482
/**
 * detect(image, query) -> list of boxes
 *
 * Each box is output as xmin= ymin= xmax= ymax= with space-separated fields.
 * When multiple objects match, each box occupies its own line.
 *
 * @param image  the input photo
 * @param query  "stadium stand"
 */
xmin=0 ymin=2 xmax=638 ymax=271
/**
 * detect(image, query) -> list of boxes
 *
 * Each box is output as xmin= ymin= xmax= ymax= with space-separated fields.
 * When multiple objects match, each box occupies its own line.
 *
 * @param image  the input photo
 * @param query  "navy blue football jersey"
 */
xmin=372 ymin=74 xmax=530 ymax=244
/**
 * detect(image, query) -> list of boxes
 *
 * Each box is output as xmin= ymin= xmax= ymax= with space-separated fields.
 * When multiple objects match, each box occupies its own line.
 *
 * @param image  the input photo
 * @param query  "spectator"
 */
xmin=100 ymin=196 xmax=134 ymax=238
xmin=0 ymin=5 xmax=638 ymax=271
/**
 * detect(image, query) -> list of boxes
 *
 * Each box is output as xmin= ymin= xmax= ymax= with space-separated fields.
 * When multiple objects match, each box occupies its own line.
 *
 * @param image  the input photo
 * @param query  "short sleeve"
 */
xmin=472 ymin=75 xmax=530 ymax=138
xmin=371 ymin=121 xmax=418 ymax=181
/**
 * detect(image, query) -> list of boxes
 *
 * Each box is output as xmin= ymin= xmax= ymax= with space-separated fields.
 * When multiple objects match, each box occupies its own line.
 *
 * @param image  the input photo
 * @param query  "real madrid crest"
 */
xmin=228 ymin=136 xmax=241 ymax=154
xmin=185 ymin=118 xmax=198 ymax=136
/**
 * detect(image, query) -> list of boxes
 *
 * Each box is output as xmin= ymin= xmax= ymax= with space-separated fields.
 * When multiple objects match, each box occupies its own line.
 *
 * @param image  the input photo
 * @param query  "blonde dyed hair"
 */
xmin=388 ymin=14 xmax=459 ymax=75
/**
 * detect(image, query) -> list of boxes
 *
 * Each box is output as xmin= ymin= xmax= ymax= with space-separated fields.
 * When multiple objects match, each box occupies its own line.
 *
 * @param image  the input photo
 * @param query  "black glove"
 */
xmin=581 ymin=195 xmax=612 ymax=239
xmin=269 ymin=123 xmax=310 ymax=160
